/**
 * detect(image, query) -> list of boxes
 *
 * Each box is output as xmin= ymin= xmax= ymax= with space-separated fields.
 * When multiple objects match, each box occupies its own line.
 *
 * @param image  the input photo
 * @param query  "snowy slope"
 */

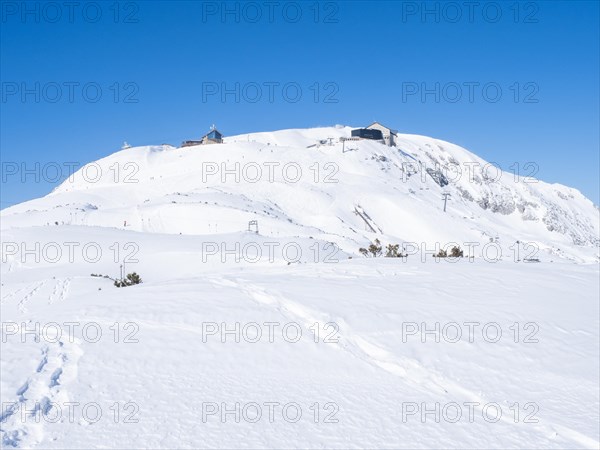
xmin=2 ymin=125 xmax=598 ymax=262
xmin=1 ymin=125 xmax=599 ymax=449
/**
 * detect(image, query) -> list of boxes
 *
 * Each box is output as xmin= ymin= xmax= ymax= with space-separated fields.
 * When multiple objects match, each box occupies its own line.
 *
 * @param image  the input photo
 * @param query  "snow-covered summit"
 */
xmin=2 ymin=125 xmax=598 ymax=262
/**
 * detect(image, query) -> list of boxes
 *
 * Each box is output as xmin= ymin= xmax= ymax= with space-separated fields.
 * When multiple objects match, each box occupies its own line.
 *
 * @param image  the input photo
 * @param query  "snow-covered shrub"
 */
xmin=360 ymin=241 xmax=407 ymax=258
xmin=114 ymin=272 xmax=143 ymax=288
xmin=450 ymin=246 xmax=464 ymax=257
xmin=359 ymin=239 xmax=383 ymax=257
xmin=385 ymin=244 xmax=406 ymax=258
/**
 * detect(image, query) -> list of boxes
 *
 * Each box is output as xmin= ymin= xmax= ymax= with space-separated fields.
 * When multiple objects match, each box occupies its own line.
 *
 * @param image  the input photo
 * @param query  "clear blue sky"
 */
xmin=1 ymin=0 xmax=599 ymax=206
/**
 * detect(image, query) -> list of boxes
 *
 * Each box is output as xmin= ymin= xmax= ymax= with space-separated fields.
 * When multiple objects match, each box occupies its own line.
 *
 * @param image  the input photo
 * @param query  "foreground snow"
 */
xmin=1 ymin=235 xmax=598 ymax=448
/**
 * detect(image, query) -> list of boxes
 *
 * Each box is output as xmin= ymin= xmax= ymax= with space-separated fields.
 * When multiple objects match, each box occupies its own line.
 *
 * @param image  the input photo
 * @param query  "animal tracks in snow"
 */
xmin=48 ymin=278 xmax=71 ymax=305
xmin=1 ymin=278 xmax=71 ymax=314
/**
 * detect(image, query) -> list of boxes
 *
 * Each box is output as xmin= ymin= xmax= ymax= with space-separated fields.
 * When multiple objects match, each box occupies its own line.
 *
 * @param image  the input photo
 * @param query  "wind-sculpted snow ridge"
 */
xmin=2 ymin=125 xmax=597 ymax=262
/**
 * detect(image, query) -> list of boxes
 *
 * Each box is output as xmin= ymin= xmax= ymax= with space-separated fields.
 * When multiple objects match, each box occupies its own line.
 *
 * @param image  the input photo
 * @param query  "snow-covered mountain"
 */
xmin=2 ymin=125 xmax=598 ymax=263
xmin=1 ymin=126 xmax=599 ymax=449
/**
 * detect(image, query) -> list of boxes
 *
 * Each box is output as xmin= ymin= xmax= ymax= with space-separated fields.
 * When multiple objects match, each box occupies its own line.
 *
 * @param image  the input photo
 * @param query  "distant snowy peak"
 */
xmin=2 ymin=125 xmax=598 ymax=262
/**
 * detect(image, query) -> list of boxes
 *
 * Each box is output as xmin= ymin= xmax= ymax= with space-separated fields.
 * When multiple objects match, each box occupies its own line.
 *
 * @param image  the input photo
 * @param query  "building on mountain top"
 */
xmin=366 ymin=122 xmax=397 ymax=147
xmin=201 ymin=127 xmax=223 ymax=144
xmin=350 ymin=122 xmax=398 ymax=146
xmin=367 ymin=122 xmax=398 ymax=147
xmin=181 ymin=126 xmax=223 ymax=147
xmin=351 ymin=128 xmax=384 ymax=141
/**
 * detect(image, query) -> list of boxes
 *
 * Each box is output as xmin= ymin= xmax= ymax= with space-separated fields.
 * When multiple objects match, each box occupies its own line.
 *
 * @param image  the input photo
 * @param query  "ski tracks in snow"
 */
xmin=229 ymin=277 xmax=450 ymax=391
xmin=226 ymin=277 xmax=599 ymax=449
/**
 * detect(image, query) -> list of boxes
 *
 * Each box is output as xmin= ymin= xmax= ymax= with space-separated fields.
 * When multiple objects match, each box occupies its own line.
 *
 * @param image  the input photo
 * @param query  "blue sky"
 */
xmin=1 ymin=0 xmax=599 ymax=205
